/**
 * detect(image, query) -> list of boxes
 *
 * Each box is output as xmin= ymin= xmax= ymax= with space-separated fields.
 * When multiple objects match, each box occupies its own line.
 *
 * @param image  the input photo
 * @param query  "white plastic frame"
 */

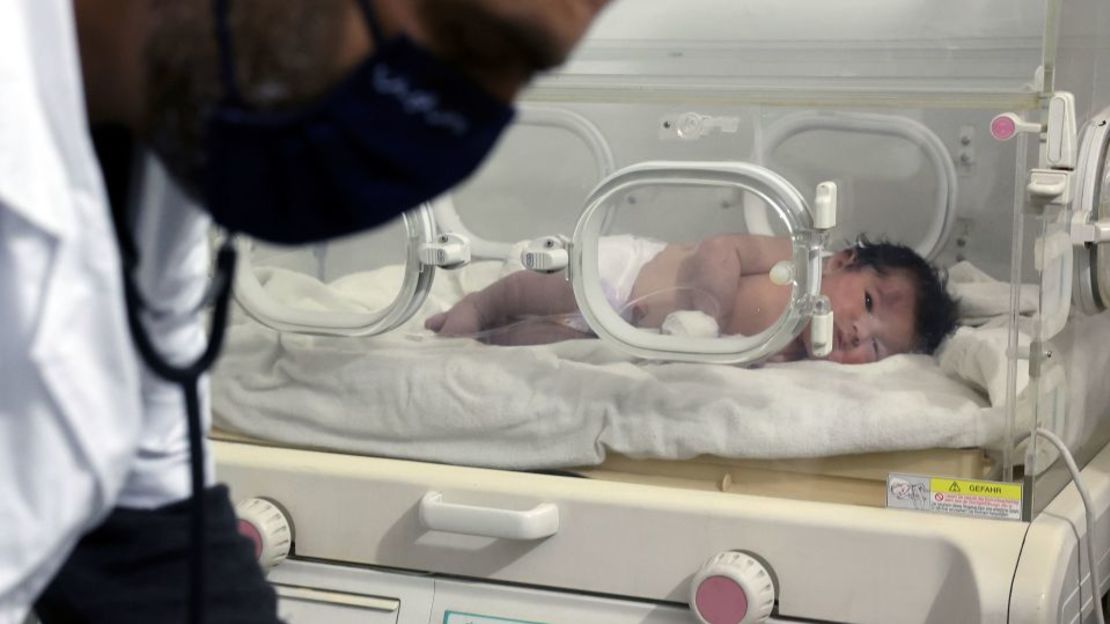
xmin=570 ymin=161 xmax=825 ymax=365
xmin=232 ymin=206 xmax=438 ymax=336
xmin=1072 ymin=106 xmax=1110 ymax=314
xmin=753 ymin=111 xmax=959 ymax=260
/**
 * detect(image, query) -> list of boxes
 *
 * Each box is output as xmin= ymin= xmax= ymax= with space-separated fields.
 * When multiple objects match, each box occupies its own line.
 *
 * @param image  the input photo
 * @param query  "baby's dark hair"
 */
xmin=845 ymin=237 xmax=959 ymax=355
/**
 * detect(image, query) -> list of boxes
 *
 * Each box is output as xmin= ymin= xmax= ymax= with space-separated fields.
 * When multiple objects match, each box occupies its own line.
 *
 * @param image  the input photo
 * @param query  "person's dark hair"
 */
xmin=143 ymin=0 xmax=351 ymax=199
xmin=846 ymin=236 xmax=959 ymax=355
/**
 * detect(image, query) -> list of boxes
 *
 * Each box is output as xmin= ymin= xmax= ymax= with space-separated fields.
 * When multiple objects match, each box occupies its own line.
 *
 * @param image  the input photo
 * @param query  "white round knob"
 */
xmin=690 ymin=551 xmax=776 ymax=624
xmin=235 ymin=498 xmax=293 ymax=572
xmin=813 ymin=181 xmax=838 ymax=230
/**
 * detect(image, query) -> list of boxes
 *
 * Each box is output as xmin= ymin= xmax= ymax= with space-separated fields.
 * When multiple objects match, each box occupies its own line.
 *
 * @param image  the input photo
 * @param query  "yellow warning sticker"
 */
xmin=887 ymin=473 xmax=1023 ymax=521
xmin=929 ymin=478 xmax=1022 ymax=501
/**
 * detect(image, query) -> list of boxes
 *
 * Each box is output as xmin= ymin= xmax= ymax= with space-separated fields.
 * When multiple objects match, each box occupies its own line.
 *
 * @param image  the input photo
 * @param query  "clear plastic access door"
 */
xmin=755 ymin=111 xmax=959 ymax=261
xmin=566 ymin=161 xmax=835 ymax=365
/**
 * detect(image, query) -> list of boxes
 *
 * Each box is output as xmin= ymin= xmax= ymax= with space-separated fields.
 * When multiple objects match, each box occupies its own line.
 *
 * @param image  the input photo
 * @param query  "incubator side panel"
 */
xmin=217 ymin=441 xmax=1027 ymax=623
xmin=1026 ymin=0 xmax=1110 ymax=515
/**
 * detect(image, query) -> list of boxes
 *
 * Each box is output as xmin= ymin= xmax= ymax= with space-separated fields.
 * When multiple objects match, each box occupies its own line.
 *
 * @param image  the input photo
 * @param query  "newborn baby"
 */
xmin=426 ymin=234 xmax=958 ymax=364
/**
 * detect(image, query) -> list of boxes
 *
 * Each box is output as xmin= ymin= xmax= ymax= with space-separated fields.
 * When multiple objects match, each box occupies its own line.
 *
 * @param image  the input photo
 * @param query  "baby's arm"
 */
xmin=711 ymin=234 xmax=794 ymax=274
xmin=674 ymin=234 xmax=792 ymax=326
xmin=425 ymin=270 xmax=579 ymax=336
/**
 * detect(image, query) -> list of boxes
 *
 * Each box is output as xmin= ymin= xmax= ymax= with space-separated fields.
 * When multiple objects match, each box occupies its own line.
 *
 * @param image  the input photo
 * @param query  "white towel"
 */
xmin=214 ymin=318 xmax=999 ymax=467
xmin=947 ymin=261 xmax=1037 ymax=326
xmin=937 ymin=325 xmax=1029 ymax=407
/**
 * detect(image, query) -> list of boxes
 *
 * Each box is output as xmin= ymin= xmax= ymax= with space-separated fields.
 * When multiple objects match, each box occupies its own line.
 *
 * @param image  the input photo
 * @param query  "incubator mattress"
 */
xmin=571 ymin=449 xmax=993 ymax=507
xmin=211 ymin=260 xmax=1110 ymax=470
xmin=208 ymin=428 xmax=992 ymax=508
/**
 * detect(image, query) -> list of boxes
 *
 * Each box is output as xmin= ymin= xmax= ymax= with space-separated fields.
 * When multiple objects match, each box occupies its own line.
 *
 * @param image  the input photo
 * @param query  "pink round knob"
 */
xmin=690 ymin=551 xmax=776 ymax=624
xmin=695 ymin=575 xmax=750 ymax=624
xmin=237 ymin=518 xmax=264 ymax=559
xmin=991 ymin=115 xmax=1017 ymax=141
xmin=234 ymin=497 xmax=292 ymax=572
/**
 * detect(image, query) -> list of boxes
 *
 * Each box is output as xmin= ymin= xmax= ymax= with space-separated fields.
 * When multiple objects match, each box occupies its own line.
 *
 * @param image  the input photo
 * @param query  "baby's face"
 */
xmin=814 ymin=252 xmax=918 ymax=364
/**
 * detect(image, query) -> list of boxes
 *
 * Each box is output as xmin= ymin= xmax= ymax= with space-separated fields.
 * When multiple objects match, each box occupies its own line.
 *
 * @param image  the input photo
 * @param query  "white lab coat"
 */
xmin=0 ymin=2 xmax=213 ymax=622
xmin=120 ymin=157 xmax=215 ymax=510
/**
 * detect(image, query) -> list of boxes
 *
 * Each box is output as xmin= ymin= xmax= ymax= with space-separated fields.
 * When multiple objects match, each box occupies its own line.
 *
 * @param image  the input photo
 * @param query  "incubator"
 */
xmin=211 ymin=0 xmax=1110 ymax=622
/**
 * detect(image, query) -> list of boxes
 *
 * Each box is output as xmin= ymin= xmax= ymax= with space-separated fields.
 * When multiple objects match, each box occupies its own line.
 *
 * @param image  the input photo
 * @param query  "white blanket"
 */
xmin=211 ymin=261 xmax=1042 ymax=469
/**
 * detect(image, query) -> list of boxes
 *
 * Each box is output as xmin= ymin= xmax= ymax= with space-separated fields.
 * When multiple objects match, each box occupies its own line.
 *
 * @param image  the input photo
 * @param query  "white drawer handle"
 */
xmin=418 ymin=492 xmax=559 ymax=540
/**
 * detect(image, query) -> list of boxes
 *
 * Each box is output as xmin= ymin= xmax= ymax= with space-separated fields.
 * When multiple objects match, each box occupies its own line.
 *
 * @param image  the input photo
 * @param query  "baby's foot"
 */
xmin=424 ymin=299 xmax=484 ymax=336
xmin=424 ymin=312 xmax=449 ymax=332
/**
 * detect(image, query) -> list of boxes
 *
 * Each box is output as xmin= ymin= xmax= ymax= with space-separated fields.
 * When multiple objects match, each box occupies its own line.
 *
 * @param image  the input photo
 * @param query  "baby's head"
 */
xmin=816 ymin=238 xmax=958 ymax=364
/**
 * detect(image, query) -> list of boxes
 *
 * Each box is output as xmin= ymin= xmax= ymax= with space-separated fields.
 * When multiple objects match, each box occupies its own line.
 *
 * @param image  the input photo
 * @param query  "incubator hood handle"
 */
xmin=418 ymin=492 xmax=559 ymax=540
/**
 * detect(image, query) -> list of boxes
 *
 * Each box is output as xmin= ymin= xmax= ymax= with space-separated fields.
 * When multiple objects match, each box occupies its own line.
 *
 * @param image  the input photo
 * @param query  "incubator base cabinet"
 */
xmin=217 ymin=439 xmax=1110 ymax=624
xmin=208 ymin=0 xmax=1110 ymax=621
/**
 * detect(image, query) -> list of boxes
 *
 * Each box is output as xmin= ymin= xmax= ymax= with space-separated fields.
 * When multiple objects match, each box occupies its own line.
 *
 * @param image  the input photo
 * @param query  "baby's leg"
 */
xmin=425 ymin=270 xmax=579 ymax=338
xmin=483 ymin=318 xmax=593 ymax=345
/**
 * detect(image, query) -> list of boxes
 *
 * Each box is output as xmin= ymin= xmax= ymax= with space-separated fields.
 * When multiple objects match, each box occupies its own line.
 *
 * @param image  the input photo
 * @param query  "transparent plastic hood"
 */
xmin=210 ymin=0 xmax=1110 ymax=533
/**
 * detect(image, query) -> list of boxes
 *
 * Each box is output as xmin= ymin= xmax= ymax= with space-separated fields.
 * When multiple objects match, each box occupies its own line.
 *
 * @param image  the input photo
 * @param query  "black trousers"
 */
xmin=35 ymin=485 xmax=280 ymax=624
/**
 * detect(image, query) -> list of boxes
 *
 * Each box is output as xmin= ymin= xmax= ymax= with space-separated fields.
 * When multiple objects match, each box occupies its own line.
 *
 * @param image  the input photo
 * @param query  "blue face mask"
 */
xmin=203 ymin=0 xmax=515 ymax=244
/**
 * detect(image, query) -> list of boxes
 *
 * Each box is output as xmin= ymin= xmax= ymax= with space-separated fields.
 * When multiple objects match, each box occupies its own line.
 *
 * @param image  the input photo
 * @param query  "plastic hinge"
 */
xmin=419 ymin=233 xmax=471 ymax=268
xmin=813 ymin=181 xmax=838 ymax=230
xmin=522 ymin=236 xmax=569 ymax=273
xmin=809 ymin=297 xmax=833 ymax=358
